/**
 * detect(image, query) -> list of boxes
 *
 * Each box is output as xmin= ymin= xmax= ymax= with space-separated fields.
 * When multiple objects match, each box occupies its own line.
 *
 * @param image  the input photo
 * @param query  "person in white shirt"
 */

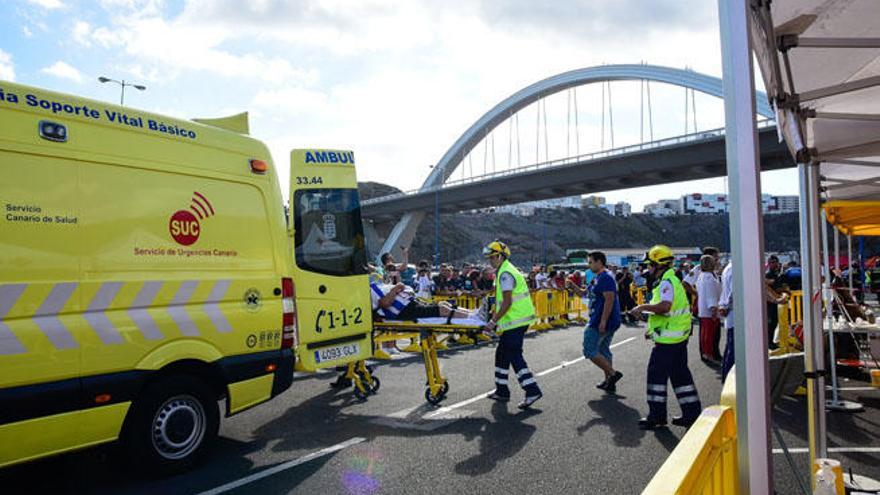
xmin=683 ymin=246 xmax=721 ymax=311
xmin=535 ymin=267 xmax=549 ymax=290
xmin=414 ymin=268 xmax=435 ymax=299
xmin=718 ymin=261 xmax=735 ymax=381
xmin=696 ymin=255 xmax=722 ymax=362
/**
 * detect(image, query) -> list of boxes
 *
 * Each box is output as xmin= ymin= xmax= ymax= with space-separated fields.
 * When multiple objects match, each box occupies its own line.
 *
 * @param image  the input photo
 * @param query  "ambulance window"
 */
xmin=293 ymin=189 xmax=368 ymax=276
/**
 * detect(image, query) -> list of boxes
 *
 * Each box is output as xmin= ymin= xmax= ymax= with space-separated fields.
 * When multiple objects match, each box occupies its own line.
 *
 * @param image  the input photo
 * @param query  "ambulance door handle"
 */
xmin=319 ymin=285 xmax=327 ymax=294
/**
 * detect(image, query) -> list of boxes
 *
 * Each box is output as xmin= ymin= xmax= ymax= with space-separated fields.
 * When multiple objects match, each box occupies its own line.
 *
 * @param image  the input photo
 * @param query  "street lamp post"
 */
xmin=98 ymin=76 xmax=146 ymax=106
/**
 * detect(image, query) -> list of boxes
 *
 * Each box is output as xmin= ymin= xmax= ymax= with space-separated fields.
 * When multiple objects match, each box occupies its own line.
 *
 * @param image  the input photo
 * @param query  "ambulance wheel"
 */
xmin=425 ymin=388 xmax=444 ymax=405
xmin=123 ymin=375 xmax=219 ymax=475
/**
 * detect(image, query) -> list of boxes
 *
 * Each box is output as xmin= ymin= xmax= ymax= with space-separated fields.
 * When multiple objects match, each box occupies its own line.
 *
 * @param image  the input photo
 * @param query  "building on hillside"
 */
xmin=582 ymin=195 xmax=606 ymax=208
xmin=494 ymin=195 xmax=582 ymax=216
xmin=680 ymin=193 xmax=728 ymax=214
xmin=643 ymin=198 xmax=681 ymax=217
xmin=770 ymin=195 xmax=798 ymax=214
xmin=598 ymin=201 xmax=633 ymax=217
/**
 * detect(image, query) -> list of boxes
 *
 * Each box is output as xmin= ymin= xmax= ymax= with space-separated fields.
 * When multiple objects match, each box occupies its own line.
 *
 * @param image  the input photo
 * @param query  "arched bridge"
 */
xmin=368 ymin=64 xmax=790 ymax=258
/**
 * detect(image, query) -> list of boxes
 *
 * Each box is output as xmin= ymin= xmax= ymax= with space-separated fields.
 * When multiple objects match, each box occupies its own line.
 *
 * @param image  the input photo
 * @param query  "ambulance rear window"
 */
xmin=293 ymin=189 xmax=368 ymax=276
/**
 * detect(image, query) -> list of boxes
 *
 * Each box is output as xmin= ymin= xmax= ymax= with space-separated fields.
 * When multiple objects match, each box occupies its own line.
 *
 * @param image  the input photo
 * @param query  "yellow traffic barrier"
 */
xmin=772 ymin=301 xmax=801 ymax=356
xmin=641 ymin=405 xmax=739 ymax=495
xmin=567 ymin=292 xmax=587 ymax=323
xmin=720 ymin=365 xmax=736 ymax=410
xmin=530 ymin=290 xmax=553 ymax=330
xmin=550 ymin=290 xmax=568 ymax=327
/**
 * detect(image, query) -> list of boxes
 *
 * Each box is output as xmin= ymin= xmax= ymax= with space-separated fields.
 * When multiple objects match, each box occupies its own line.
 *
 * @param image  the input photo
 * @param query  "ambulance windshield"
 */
xmin=293 ymin=189 xmax=368 ymax=276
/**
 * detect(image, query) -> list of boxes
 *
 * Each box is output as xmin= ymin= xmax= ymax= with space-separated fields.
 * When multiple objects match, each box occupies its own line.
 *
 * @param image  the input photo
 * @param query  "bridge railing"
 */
xmin=362 ymin=120 xmax=775 ymax=206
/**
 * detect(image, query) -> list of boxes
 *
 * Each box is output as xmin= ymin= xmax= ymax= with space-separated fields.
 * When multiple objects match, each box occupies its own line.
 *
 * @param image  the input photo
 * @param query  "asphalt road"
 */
xmin=2 ymin=322 xmax=878 ymax=494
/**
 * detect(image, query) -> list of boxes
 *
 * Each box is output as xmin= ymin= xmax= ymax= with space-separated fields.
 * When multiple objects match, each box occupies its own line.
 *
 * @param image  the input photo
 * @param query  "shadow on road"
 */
xmin=578 ymin=397 xmax=645 ymax=448
xmin=453 ymin=401 xmax=538 ymax=476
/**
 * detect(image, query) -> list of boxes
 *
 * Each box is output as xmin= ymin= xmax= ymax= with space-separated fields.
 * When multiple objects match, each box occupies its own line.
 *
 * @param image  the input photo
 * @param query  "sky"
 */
xmin=0 ymin=0 xmax=798 ymax=211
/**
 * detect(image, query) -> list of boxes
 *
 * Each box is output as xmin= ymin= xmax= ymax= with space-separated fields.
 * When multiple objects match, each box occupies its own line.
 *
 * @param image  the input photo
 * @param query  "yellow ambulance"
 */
xmin=0 ymin=81 xmax=373 ymax=473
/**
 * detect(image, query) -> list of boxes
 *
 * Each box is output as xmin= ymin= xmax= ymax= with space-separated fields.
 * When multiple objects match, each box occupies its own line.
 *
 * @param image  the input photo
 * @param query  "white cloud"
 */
xmin=27 ymin=0 xmax=64 ymax=9
xmin=17 ymin=0 xmax=791 ymax=206
xmin=22 ymin=26 xmax=33 ymax=38
xmin=0 ymin=50 xmax=15 ymax=81
xmin=92 ymin=26 xmax=126 ymax=48
xmin=72 ymin=21 xmax=91 ymax=46
xmin=41 ymin=61 xmax=84 ymax=83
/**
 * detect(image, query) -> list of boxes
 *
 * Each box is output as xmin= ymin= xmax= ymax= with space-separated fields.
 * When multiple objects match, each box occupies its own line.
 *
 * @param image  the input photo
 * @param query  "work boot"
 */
xmin=638 ymin=416 xmax=668 ymax=430
xmin=671 ymin=415 xmax=699 ymax=428
xmin=517 ymin=393 xmax=543 ymax=409
xmin=487 ymin=392 xmax=510 ymax=402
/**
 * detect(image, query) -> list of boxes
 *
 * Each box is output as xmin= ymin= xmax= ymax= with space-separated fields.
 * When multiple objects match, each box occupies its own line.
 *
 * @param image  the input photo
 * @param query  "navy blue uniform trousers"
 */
xmin=493 ymin=326 xmax=542 ymax=397
xmin=646 ymin=340 xmax=702 ymax=421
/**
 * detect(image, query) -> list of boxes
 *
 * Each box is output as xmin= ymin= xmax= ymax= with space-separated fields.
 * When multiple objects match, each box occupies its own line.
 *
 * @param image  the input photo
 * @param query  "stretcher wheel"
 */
xmin=368 ymin=376 xmax=381 ymax=394
xmin=440 ymin=381 xmax=449 ymax=396
xmin=425 ymin=388 xmax=444 ymax=405
xmin=353 ymin=385 xmax=369 ymax=401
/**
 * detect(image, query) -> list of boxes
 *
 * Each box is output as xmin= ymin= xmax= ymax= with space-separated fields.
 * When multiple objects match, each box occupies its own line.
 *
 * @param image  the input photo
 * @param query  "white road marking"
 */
xmin=834 ymin=387 xmax=879 ymax=391
xmin=423 ymin=336 xmax=636 ymax=419
xmin=772 ymin=446 xmax=880 ymax=454
xmin=196 ymin=437 xmax=366 ymax=495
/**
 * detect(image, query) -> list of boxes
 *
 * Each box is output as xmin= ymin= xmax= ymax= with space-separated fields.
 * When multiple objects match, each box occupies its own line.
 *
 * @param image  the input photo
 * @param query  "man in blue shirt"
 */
xmin=569 ymin=251 xmax=623 ymax=393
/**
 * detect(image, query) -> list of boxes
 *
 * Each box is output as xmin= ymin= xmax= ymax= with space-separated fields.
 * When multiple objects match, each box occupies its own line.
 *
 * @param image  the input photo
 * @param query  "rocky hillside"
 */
xmin=358 ymin=182 xmax=877 ymax=265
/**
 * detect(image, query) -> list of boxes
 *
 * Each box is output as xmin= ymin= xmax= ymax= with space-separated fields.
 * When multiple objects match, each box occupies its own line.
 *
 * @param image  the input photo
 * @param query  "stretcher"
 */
xmin=373 ymin=318 xmax=488 ymax=405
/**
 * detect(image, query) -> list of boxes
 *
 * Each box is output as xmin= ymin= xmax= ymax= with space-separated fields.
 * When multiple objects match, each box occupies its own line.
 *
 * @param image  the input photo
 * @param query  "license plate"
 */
xmin=314 ymin=342 xmax=361 ymax=364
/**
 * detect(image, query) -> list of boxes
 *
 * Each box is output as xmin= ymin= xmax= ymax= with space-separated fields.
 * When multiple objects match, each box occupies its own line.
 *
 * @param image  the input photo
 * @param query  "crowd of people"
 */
xmin=364 ymin=241 xmax=866 ymax=429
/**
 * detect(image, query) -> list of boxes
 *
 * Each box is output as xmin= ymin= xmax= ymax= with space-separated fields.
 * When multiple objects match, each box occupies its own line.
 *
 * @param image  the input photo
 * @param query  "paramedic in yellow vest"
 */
xmin=483 ymin=241 xmax=543 ymax=409
xmin=630 ymin=245 xmax=702 ymax=429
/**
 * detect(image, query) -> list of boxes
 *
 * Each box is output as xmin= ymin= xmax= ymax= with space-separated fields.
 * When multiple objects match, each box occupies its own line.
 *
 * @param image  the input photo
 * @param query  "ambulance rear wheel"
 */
xmin=123 ymin=375 xmax=219 ymax=474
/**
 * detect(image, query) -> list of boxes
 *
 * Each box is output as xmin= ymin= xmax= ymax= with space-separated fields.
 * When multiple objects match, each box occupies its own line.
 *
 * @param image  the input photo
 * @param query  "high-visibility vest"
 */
xmin=647 ymin=268 xmax=692 ymax=343
xmin=494 ymin=260 xmax=537 ymax=333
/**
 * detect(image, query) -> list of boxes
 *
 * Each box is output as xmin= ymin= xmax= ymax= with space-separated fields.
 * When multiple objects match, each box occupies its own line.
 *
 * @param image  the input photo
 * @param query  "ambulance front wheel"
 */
xmin=122 ymin=375 xmax=220 ymax=474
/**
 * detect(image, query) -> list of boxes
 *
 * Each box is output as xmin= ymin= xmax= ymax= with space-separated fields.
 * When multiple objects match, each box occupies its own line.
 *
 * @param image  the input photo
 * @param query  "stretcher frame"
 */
xmin=373 ymin=321 xmax=487 ymax=405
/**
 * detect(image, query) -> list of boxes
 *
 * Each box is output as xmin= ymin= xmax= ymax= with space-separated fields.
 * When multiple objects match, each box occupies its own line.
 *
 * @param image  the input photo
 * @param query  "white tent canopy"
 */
xmin=750 ymin=0 xmax=880 ymax=201
xmin=743 ymin=0 xmax=880 ymax=484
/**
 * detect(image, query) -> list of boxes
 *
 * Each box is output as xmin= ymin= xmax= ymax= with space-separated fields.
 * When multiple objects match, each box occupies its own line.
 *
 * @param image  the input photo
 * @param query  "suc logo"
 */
xmin=169 ymin=191 xmax=214 ymax=246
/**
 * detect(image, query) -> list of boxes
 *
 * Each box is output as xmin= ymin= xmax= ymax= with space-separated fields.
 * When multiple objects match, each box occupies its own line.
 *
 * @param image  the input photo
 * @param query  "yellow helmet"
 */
xmin=644 ymin=244 xmax=675 ymax=264
xmin=483 ymin=240 xmax=511 ymax=258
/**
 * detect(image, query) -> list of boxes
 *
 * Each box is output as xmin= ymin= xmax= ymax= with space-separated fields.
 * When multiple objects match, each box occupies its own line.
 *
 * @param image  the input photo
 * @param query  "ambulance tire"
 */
xmin=123 ymin=375 xmax=220 ymax=475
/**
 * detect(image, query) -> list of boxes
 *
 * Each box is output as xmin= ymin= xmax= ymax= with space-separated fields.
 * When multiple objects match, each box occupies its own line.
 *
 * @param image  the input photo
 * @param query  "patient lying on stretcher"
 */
xmin=369 ymin=282 xmax=487 ymax=325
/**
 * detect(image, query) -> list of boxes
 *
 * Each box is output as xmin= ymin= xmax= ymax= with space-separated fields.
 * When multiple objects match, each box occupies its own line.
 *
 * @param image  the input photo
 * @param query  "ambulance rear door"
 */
xmin=288 ymin=149 xmax=372 ymax=371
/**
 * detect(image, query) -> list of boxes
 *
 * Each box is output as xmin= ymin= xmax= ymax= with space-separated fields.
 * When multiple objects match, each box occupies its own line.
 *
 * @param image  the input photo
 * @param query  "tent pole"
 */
xmin=823 ymin=211 xmax=840 ymax=405
xmin=718 ymin=0 xmax=772 ymax=491
xmin=799 ymin=161 xmax=827 ymax=468
xmin=848 ymin=235 xmax=853 ymax=292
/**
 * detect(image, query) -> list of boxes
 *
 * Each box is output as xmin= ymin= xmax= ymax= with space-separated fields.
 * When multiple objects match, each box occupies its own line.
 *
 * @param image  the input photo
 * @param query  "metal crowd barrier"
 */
xmin=643 ymin=369 xmax=739 ymax=495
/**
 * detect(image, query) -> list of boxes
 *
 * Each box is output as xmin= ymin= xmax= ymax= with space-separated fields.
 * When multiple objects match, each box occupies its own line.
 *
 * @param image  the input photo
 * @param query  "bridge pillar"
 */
xmin=379 ymin=211 xmax=426 ymax=263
